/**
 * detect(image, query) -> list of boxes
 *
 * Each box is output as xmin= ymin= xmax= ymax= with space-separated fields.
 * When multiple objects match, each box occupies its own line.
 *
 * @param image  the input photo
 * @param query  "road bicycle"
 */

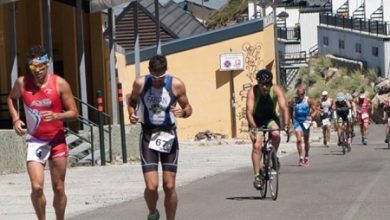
xmin=255 ymin=127 xmax=289 ymax=200
xmin=338 ymin=120 xmax=351 ymax=155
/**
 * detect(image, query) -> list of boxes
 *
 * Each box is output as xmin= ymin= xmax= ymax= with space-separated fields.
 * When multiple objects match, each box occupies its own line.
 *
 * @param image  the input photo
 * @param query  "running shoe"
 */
xmin=363 ymin=138 xmax=367 ymax=145
xmin=298 ymin=158 xmax=305 ymax=166
xmin=147 ymin=209 xmax=160 ymax=220
xmin=304 ymin=158 xmax=310 ymax=167
xmin=385 ymin=138 xmax=389 ymax=144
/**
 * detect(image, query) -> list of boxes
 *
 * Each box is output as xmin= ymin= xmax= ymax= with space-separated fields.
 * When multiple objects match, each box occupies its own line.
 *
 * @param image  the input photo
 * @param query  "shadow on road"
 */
xmin=226 ymin=196 xmax=262 ymax=200
xmin=323 ymin=150 xmax=345 ymax=156
xmin=374 ymin=147 xmax=390 ymax=150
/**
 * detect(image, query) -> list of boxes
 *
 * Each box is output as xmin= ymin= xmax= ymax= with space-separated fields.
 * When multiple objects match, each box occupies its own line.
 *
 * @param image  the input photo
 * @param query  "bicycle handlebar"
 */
xmin=253 ymin=127 xmax=290 ymax=143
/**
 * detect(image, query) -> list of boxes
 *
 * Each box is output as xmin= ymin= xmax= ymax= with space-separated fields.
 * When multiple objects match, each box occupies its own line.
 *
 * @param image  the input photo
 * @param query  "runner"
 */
xmin=127 ymin=55 xmax=192 ymax=220
xmin=7 ymin=45 xmax=78 ymax=220
xmin=318 ymin=90 xmax=333 ymax=147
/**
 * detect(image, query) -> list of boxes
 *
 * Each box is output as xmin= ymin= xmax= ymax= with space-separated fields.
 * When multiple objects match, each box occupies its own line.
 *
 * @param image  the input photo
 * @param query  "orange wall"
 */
xmin=117 ymin=24 xmax=276 ymax=140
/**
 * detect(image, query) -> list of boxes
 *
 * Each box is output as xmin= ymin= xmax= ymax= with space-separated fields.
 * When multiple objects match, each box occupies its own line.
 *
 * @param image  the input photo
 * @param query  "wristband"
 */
xmin=12 ymin=118 xmax=20 ymax=125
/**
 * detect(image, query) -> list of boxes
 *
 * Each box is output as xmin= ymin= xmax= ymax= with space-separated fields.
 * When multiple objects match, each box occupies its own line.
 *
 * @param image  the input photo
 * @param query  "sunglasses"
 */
xmin=151 ymin=73 xmax=167 ymax=80
xmin=29 ymin=63 xmax=47 ymax=72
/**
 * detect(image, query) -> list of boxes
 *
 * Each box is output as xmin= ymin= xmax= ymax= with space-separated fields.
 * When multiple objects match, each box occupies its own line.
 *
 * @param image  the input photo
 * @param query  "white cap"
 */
xmin=359 ymin=93 xmax=366 ymax=99
xmin=322 ymin=91 xmax=328 ymax=96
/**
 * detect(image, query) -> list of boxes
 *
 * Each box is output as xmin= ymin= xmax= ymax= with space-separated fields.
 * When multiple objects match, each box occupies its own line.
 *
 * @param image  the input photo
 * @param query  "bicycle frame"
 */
xmin=337 ymin=120 xmax=351 ymax=154
xmin=255 ymin=127 xmax=289 ymax=200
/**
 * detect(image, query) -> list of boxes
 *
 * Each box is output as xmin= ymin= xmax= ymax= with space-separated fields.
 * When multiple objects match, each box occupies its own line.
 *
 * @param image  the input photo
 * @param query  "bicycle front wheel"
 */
xmin=269 ymin=150 xmax=279 ymax=200
xmin=341 ymin=131 xmax=346 ymax=155
xmin=259 ymin=153 xmax=268 ymax=199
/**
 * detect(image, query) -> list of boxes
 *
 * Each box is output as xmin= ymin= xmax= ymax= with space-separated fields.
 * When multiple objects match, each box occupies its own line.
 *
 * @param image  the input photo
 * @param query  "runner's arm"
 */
xmin=246 ymin=87 xmax=257 ymax=130
xmin=172 ymin=77 xmax=192 ymax=118
xmin=57 ymin=77 xmax=78 ymax=121
xmin=308 ymin=98 xmax=317 ymax=119
xmin=7 ymin=77 xmax=23 ymax=124
xmin=127 ymin=77 xmax=143 ymax=124
xmin=275 ymin=85 xmax=290 ymax=130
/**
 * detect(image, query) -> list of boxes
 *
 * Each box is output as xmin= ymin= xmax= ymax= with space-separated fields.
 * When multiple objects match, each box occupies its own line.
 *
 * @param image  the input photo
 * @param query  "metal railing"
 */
xmin=73 ymin=96 xmax=112 ymax=165
xmin=277 ymin=27 xmax=300 ymax=41
xmin=0 ymin=93 xmax=11 ymax=129
xmin=320 ymin=13 xmax=390 ymax=36
xmin=309 ymin=44 xmax=318 ymax=57
xmin=279 ymin=51 xmax=307 ymax=66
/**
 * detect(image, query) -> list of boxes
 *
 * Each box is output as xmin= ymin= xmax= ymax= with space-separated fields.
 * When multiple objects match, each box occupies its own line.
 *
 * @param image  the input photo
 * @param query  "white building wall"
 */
xmin=318 ymin=25 xmax=389 ymax=77
xmin=281 ymin=8 xmax=300 ymax=27
xmin=366 ymin=0 xmax=382 ymax=19
xmin=332 ymin=0 xmax=347 ymax=14
xmin=384 ymin=42 xmax=390 ymax=78
xmin=384 ymin=0 xmax=390 ymax=22
xmin=349 ymin=0 xmax=364 ymax=16
xmin=300 ymin=12 xmax=320 ymax=55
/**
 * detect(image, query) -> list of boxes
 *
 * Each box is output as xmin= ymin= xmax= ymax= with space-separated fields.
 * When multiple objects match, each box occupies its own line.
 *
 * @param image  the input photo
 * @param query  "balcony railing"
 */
xmin=277 ymin=27 xmax=300 ymax=41
xmin=320 ymin=13 xmax=390 ymax=36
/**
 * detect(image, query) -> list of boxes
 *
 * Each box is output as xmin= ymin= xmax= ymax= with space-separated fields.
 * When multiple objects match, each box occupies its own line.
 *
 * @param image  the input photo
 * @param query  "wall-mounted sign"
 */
xmin=219 ymin=53 xmax=244 ymax=71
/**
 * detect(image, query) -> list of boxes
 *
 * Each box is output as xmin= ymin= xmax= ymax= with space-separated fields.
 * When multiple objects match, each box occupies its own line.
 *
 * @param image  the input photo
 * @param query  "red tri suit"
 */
xmin=22 ymin=74 xmax=67 ymax=161
xmin=357 ymin=98 xmax=370 ymax=125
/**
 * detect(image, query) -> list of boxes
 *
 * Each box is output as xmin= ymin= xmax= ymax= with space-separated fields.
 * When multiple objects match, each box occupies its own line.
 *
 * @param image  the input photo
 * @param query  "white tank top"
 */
xmin=321 ymin=98 xmax=331 ymax=114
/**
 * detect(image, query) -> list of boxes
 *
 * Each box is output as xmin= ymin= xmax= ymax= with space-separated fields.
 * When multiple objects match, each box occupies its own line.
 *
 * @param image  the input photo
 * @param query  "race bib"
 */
xmin=302 ymin=120 xmax=311 ymax=129
xmin=322 ymin=118 xmax=330 ymax=126
xmin=148 ymin=131 xmax=175 ymax=153
xmin=361 ymin=113 xmax=369 ymax=120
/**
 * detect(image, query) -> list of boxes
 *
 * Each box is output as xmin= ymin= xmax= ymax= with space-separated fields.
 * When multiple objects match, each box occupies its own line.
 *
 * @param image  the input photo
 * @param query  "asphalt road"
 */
xmin=70 ymin=124 xmax=390 ymax=220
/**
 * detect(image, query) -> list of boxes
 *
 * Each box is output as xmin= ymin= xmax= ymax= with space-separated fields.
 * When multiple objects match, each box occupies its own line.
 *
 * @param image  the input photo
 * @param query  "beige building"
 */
xmin=0 ymin=0 xmax=277 ymax=140
xmin=118 ymin=18 xmax=277 ymax=140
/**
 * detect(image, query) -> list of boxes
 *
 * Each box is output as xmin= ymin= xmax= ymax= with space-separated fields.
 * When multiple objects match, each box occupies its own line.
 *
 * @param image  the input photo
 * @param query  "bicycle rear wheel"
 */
xmin=269 ymin=150 xmax=279 ymax=200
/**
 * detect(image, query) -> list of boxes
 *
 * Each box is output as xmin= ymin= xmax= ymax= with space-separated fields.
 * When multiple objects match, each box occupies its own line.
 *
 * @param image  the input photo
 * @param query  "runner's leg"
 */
xmin=163 ymin=171 xmax=177 ymax=220
xmin=27 ymin=161 xmax=46 ymax=220
xmin=143 ymin=171 xmax=159 ymax=215
xmin=49 ymin=157 xmax=67 ymax=220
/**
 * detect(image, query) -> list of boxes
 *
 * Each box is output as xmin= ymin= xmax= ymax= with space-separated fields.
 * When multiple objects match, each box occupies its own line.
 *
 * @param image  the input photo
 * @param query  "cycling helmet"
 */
xmin=336 ymin=92 xmax=346 ymax=102
xmin=345 ymin=93 xmax=353 ymax=101
xmin=256 ymin=69 xmax=273 ymax=84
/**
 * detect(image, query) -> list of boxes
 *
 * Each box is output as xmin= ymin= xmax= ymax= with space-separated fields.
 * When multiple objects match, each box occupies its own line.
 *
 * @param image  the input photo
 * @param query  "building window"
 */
xmin=355 ymin=43 xmax=362 ymax=53
xmin=372 ymin=47 xmax=378 ymax=57
xmin=339 ymin=40 xmax=344 ymax=49
xmin=323 ymin=36 xmax=328 ymax=46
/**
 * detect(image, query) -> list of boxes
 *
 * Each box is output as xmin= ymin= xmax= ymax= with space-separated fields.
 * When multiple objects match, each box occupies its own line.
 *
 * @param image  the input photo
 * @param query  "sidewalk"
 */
xmin=0 ymin=128 xmax=325 ymax=220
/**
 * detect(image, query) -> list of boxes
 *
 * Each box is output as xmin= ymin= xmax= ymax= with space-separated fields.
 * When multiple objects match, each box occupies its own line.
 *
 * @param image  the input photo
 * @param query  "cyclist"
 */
xmin=318 ymin=90 xmax=333 ymax=147
xmin=333 ymin=92 xmax=353 ymax=148
xmin=289 ymin=86 xmax=317 ymax=166
xmin=246 ymin=69 xmax=290 ymax=189
xmin=354 ymin=90 xmax=372 ymax=145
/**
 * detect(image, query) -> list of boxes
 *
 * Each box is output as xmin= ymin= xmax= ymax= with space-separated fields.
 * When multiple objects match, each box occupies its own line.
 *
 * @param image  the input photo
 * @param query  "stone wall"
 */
xmin=0 ymin=130 xmax=26 ymax=174
xmin=0 ymin=124 xmax=142 ymax=174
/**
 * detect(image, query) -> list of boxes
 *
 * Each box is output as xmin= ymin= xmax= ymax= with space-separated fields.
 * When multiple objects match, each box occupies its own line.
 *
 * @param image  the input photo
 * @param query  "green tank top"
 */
xmin=252 ymin=85 xmax=279 ymax=126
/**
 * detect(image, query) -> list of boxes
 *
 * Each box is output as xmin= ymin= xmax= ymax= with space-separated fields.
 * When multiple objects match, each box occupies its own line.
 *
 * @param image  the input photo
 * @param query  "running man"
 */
xmin=127 ymin=55 xmax=192 ymax=220
xmin=289 ymin=86 xmax=317 ymax=166
xmin=246 ymin=69 xmax=290 ymax=189
xmin=318 ymin=90 xmax=333 ymax=147
xmin=7 ymin=45 xmax=78 ymax=220
xmin=355 ymin=90 xmax=373 ymax=145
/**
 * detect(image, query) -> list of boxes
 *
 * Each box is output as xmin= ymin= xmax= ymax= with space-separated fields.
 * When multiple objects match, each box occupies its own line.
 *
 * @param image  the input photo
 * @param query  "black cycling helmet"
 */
xmin=256 ymin=69 xmax=273 ymax=84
